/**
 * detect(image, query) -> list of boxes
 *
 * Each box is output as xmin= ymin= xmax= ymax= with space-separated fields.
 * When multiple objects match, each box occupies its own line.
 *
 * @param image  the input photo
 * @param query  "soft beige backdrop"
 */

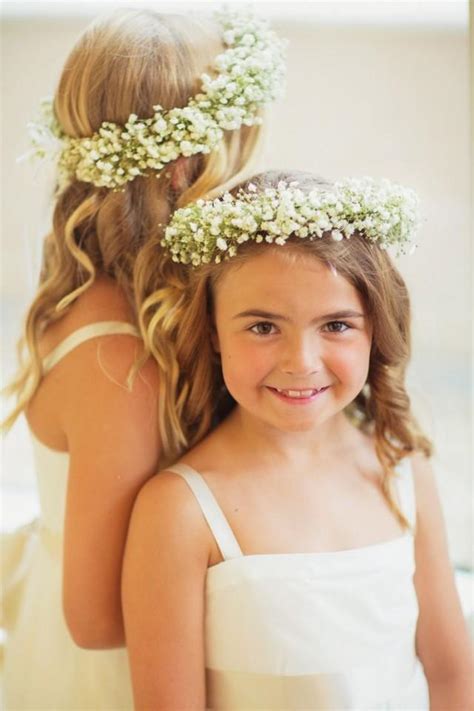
xmin=1 ymin=2 xmax=471 ymax=567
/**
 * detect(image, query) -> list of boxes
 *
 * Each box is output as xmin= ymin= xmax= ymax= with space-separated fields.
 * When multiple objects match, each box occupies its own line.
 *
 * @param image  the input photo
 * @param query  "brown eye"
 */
xmin=324 ymin=321 xmax=350 ymax=333
xmin=250 ymin=321 xmax=277 ymax=336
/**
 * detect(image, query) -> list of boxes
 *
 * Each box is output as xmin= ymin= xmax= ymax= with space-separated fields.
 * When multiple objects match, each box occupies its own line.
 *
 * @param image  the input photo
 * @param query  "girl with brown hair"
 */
xmin=2 ymin=10 xmax=285 ymax=709
xmin=123 ymin=171 xmax=472 ymax=709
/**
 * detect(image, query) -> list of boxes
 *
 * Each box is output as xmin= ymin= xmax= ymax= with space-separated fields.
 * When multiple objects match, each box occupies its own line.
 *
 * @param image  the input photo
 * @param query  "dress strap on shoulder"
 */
xmin=167 ymin=463 xmax=243 ymax=561
xmin=394 ymin=457 xmax=417 ymax=530
xmin=42 ymin=321 xmax=140 ymax=374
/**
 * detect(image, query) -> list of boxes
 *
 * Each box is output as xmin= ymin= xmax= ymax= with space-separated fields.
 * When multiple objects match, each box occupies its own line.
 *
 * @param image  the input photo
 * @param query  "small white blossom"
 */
xmin=27 ymin=9 xmax=287 ymax=191
xmin=162 ymin=177 xmax=419 ymax=265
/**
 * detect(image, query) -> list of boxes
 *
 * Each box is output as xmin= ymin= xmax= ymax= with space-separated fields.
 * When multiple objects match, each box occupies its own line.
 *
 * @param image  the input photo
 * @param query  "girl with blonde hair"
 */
xmin=123 ymin=171 xmax=472 ymax=709
xmin=2 ymin=9 xmax=285 ymax=709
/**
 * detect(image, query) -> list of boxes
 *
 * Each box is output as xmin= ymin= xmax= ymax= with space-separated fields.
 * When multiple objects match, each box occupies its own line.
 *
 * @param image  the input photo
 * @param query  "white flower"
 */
xmin=161 ymin=177 xmax=419 ymax=265
xmin=180 ymin=140 xmax=194 ymax=155
xmin=28 ymin=9 xmax=287 ymax=190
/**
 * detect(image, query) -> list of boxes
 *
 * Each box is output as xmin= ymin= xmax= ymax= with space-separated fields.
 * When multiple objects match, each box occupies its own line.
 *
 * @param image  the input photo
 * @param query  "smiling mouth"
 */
xmin=267 ymin=386 xmax=329 ymax=400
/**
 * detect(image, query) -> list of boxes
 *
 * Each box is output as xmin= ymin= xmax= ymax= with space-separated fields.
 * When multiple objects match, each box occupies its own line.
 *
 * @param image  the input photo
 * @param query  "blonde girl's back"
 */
xmin=2 ymin=8 xmax=283 ymax=709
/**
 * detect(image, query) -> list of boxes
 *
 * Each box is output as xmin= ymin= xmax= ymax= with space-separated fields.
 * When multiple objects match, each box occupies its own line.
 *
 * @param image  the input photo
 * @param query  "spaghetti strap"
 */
xmin=167 ymin=463 xmax=243 ymax=561
xmin=394 ymin=457 xmax=417 ymax=530
xmin=42 ymin=321 xmax=140 ymax=374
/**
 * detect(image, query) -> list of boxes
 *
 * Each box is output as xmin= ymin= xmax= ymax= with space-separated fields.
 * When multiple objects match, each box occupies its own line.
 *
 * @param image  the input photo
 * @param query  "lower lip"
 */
xmin=266 ymin=386 xmax=330 ymax=406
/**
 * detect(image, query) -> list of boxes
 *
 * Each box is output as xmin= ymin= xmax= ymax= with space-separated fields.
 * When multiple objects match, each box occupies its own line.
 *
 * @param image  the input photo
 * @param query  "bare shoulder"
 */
xmin=123 ymin=470 xmax=210 ymax=707
xmin=135 ymin=471 xmax=201 ymax=516
xmin=40 ymin=273 xmax=158 ymax=397
xmin=399 ymin=451 xmax=444 ymax=536
xmin=39 ymin=274 xmax=136 ymax=357
xmin=406 ymin=451 xmax=438 ymax=517
xmin=408 ymin=452 xmax=450 ymax=581
xmin=29 ymin=278 xmax=159 ymax=446
xmin=129 ymin=470 xmax=213 ymax=566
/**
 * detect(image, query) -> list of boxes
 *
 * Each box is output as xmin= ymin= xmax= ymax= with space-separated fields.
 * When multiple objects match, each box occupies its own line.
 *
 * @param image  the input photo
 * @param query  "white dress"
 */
xmin=168 ymin=460 xmax=430 ymax=710
xmin=2 ymin=322 xmax=139 ymax=710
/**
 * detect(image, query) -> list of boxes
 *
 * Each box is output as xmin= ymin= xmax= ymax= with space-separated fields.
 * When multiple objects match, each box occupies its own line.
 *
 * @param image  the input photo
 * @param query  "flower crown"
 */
xmin=27 ymin=9 xmax=287 ymax=190
xmin=162 ymin=177 xmax=420 ymax=266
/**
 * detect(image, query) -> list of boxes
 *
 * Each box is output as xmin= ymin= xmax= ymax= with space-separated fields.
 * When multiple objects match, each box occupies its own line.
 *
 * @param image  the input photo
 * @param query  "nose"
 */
xmin=280 ymin=333 xmax=321 ymax=377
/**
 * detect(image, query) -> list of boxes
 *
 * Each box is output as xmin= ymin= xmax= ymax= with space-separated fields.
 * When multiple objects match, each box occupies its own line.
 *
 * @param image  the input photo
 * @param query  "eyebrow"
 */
xmin=233 ymin=309 xmax=365 ymax=322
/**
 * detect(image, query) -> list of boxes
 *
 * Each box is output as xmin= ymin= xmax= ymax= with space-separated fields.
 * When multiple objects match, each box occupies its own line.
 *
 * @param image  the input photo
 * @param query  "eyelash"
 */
xmin=248 ymin=320 xmax=352 ymax=336
xmin=323 ymin=321 xmax=352 ymax=333
xmin=249 ymin=321 xmax=277 ymax=336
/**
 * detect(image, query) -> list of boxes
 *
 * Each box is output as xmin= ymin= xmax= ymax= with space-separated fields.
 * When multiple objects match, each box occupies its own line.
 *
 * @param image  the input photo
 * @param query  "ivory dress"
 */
xmin=2 ymin=322 xmax=139 ymax=710
xmin=168 ymin=460 xmax=430 ymax=710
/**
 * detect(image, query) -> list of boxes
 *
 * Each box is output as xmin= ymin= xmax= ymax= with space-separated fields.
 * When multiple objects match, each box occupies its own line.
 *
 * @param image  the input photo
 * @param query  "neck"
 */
xmin=221 ymin=406 xmax=358 ymax=471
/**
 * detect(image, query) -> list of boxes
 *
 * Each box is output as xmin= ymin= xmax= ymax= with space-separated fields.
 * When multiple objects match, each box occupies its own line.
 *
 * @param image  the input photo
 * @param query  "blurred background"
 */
xmin=1 ymin=0 xmax=472 ymax=584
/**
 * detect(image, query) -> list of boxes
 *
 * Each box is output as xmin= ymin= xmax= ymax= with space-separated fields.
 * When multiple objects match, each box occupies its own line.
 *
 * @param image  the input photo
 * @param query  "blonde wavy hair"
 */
xmin=4 ymin=8 xmax=262 ymax=430
xmin=143 ymin=170 xmax=432 ymax=526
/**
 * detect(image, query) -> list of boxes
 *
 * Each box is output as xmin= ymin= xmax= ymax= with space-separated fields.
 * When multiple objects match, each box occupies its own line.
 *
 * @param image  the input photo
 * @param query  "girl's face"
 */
xmin=212 ymin=249 xmax=372 ymax=434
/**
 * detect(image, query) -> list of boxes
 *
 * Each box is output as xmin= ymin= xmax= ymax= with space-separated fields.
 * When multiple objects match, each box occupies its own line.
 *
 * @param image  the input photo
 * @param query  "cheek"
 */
xmin=329 ymin=339 xmax=371 ymax=384
xmin=220 ymin=337 xmax=273 ymax=389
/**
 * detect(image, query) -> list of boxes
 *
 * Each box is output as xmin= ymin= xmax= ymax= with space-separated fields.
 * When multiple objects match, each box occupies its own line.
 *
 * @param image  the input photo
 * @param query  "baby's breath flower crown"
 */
xmin=28 ymin=9 xmax=286 ymax=190
xmin=162 ymin=178 xmax=420 ymax=266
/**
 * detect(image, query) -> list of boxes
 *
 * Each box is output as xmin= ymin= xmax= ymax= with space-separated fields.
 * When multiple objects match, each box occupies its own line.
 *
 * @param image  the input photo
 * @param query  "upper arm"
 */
xmin=60 ymin=334 xmax=161 ymax=647
xmin=412 ymin=453 xmax=472 ymax=682
xmin=122 ymin=472 xmax=210 ymax=710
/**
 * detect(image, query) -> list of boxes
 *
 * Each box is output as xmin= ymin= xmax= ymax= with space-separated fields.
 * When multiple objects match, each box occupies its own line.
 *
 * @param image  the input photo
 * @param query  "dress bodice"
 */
xmin=168 ymin=460 xmax=429 ymax=710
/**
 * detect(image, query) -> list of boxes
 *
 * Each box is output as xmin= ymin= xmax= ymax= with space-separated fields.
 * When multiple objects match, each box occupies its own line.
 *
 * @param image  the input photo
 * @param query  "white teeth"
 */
xmin=275 ymin=387 xmax=321 ymax=398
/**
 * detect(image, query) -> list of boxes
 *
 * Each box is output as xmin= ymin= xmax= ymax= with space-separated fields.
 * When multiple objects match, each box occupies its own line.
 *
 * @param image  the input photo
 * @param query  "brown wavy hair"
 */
xmin=4 ymin=8 xmax=262 ymax=429
xmin=143 ymin=170 xmax=432 ymax=525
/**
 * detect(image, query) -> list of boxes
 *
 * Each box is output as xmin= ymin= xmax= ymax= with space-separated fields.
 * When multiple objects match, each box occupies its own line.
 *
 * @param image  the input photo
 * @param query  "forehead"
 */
xmin=214 ymin=249 xmax=365 ymax=314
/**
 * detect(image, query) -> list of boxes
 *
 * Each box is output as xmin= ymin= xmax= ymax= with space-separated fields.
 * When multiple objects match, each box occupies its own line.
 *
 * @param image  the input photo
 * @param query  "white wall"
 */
xmin=1 ymin=3 xmax=471 ymax=566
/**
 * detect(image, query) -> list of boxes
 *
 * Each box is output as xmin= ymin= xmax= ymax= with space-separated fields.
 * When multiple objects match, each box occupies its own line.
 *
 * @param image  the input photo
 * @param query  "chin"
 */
xmin=272 ymin=417 xmax=325 ymax=434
